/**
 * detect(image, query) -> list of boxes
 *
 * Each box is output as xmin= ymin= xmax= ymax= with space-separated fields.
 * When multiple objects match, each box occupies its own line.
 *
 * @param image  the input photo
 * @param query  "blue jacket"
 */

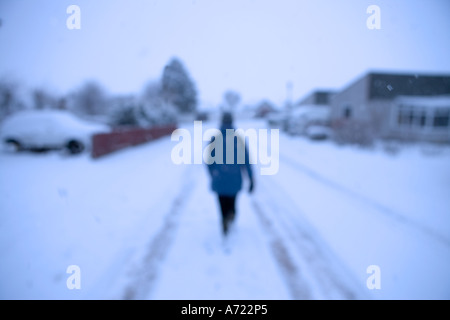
xmin=206 ymin=125 xmax=253 ymax=196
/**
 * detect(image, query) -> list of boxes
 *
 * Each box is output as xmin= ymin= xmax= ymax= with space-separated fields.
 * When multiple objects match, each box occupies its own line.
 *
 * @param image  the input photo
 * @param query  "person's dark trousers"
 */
xmin=218 ymin=195 xmax=236 ymax=235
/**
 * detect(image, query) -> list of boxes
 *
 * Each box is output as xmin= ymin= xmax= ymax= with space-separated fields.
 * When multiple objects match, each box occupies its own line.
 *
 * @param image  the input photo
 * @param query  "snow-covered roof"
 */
xmin=0 ymin=109 xmax=109 ymax=139
xmin=394 ymin=95 xmax=450 ymax=108
xmin=290 ymin=105 xmax=330 ymax=119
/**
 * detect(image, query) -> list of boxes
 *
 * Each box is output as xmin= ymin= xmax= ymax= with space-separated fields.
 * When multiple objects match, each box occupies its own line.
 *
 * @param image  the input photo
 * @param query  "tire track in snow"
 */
xmin=121 ymin=168 xmax=196 ymax=300
xmin=252 ymin=176 xmax=367 ymax=300
xmin=251 ymin=200 xmax=313 ymax=299
xmin=280 ymin=154 xmax=450 ymax=248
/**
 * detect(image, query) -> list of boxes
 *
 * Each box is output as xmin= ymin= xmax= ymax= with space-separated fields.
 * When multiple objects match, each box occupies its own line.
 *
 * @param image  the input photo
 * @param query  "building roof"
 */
xmin=368 ymin=72 xmax=450 ymax=100
xmin=394 ymin=95 xmax=450 ymax=108
xmin=290 ymin=105 xmax=330 ymax=120
xmin=297 ymin=89 xmax=336 ymax=106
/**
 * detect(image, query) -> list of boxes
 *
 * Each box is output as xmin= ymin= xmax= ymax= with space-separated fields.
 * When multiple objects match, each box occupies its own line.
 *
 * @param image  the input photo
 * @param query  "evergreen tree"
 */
xmin=160 ymin=58 xmax=197 ymax=113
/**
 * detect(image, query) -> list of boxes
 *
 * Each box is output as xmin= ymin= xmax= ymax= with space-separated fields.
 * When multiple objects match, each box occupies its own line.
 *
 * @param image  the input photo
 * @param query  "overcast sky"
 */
xmin=1 ymin=0 xmax=450 ymax=108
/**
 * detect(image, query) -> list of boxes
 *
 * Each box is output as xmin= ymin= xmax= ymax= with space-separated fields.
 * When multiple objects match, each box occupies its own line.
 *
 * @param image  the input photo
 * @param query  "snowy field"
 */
xmin=0 ymin=119 xmax=449 ymax=300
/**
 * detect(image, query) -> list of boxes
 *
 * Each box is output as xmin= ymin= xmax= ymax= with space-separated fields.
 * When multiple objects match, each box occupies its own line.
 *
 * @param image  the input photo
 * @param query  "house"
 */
xmin=390 ymin=95 xmax=450 ymax=142
xmin=283 ymin=90 xmax=335 ymax=136
xmin=329 ymin=71 xmax=450 ymax=144
xmin=254 ymin=99 xmax=278 ymax=118
xmin=297 ymin=90 xmax=336 ymax=106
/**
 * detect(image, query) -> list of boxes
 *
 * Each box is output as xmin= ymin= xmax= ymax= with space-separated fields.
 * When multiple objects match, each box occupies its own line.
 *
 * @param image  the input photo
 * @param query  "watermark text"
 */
xmin=366 ymin=265 xmax=381 ymax=289
xmin=66 ymin=265 xmax=81 ymax=289
xmin=367 ymin=5 xmax=381 ymax=30
xmin=66 ymin=5 xmax=81 ymax=30
xmin=171 ymin=121 xmax=279 ymax=176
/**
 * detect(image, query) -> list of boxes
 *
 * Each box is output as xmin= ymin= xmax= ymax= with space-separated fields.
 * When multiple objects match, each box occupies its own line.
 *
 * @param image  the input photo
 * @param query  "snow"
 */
xmin=0 ymin=119 xmax=449 ymax=300
xmin=290 ymin=105 xmax=331 ymax=119
xmin=0 ymin=110 xmax=109 ymax=149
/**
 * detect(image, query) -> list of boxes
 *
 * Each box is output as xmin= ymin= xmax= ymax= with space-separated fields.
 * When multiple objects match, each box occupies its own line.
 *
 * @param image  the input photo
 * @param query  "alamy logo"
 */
xmin=171 ymin=121 xmax=279 ymax=175
xmin=66 ymin=5 xmax=81 ymax=30
xmin=366 ymin=265 xmax=381 ymax=289
xmin=66 ymin=265 xmax=81 ymax=289
xmin=366 ymin=5 xmax=381 ymax=30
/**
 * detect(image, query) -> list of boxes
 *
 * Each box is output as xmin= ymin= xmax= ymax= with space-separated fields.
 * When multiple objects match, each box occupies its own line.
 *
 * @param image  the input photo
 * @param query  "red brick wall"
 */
xmin=91 ymin=125 xmax=177 ymax=159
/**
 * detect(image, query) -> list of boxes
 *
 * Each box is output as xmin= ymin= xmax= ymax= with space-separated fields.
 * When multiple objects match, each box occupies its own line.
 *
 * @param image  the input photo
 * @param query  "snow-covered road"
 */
xmin=1 ymin=119 xmax=449 ymax=300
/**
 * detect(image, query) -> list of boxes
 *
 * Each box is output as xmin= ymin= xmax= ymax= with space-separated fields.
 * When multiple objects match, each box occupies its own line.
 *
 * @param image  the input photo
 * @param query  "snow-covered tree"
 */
xmin=160 ymin=58 xmax=197 ymax=114
xmin=109 ymin=95 xmax=141 ymax=127
xmin=141 ymin=81 xmax=177 ymax=126
xmin=71 ymin=81 xmax=108 ymax=116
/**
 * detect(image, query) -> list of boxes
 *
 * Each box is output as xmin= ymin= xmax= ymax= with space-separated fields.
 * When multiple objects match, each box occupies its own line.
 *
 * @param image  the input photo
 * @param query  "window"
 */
xmin=397 ymin=105 xmax=427 ymax=128
xmin=419 ymin=111 xmax=426 ymax=127
xmin=433 ymin=109 xmax=450 ymax=128
xmin=397 ymin=105 xmax=411 ymax=126
xmin=316 ymin=92 xmax=329 ymax=105
xmin=343 ymin=105 xmax=352 ymax=119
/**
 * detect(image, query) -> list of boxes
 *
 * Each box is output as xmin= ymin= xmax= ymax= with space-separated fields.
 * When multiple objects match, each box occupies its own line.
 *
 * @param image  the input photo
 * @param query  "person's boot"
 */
xmin=223 ymin=211 xmax=235 ymax=236
xmin=229 ymin=211 xmax=235 ymax=224
xmin=222 ymin=218 xmax=229 ymax=236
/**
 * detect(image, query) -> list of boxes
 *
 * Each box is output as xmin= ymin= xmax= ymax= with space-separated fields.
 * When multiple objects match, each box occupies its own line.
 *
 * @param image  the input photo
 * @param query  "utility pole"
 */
xmin=285 ymin=81 xmax=294 ymax=111
xmin=283 ymin=81 xmax=294 ymax=132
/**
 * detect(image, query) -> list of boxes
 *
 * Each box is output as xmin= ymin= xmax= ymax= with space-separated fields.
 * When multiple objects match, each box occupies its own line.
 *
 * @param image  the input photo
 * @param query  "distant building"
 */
xmin=297 ymin=90 xmax=336 ymax=106
xmin=389 ymin=95 xmax=450 ymax=142
xmin=254 ymin=100 xmax=277 ymax=118
xmin=284 ymin=90 xmax=335 ymax=136
xmin=330 ymin=71 xmax=450 ymax=143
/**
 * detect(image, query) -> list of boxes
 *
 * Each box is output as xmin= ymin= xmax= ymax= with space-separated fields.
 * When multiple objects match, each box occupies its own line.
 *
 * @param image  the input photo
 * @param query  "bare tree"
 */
xmin=0 ymin=79 xmax=25 ymax=120
xmin=32 ymin=88 xmax=57 ymax=110
xmin=71 ymin=81 xmax=108 ymax=116
xmin=223 ymin=90 xmax=241 ymax=110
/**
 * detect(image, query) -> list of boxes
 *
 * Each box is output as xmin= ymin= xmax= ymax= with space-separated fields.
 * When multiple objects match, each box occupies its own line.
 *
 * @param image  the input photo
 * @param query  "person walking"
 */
xmin=206 ymin=112 xmax=254 ymax=237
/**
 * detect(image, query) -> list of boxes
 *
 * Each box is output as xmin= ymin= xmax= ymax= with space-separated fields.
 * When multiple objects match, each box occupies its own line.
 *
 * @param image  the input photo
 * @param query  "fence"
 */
xmin=91 ymin=125 xmax=177 ymax=159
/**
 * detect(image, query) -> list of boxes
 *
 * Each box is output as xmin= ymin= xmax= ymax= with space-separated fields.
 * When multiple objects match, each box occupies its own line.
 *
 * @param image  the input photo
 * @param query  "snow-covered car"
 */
xmin=266 ymin=111 xmax=286 ymax=129
xmin=0 ymin=110 xmax=109 ymax=154
xmin=285 ymin=106 xmax=331 ymax=136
